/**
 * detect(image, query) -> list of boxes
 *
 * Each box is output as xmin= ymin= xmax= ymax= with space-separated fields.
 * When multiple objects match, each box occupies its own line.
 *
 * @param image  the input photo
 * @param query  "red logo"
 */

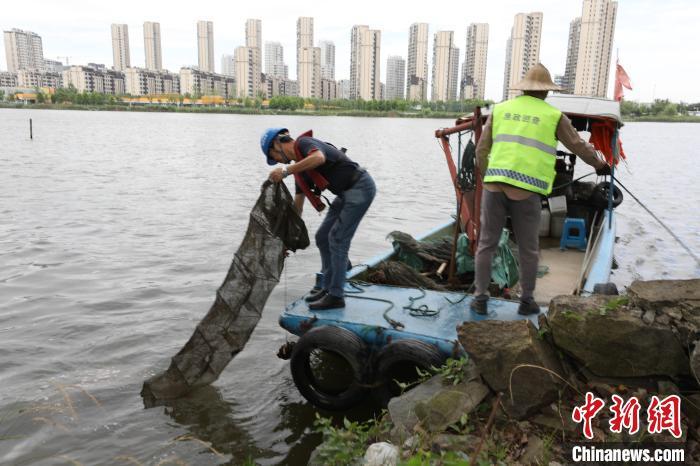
xmin=572 ymin=392 xmax=606 ymax=440
xmin=572 ymin=392 xmax=682 ymax=439
xmin=609 ymin=394 xmax=641 ymax=435
xmin=647 ymin=395 xmax=682 ymax=438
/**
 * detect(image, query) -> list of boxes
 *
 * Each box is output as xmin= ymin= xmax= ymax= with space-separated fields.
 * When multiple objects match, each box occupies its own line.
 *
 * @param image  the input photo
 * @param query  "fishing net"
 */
xmin=141 ymin=181 xmax=309 ymax=407
xmin=386 ymin=231 xmax=453 ymax=271
xmin=366 ymin=228 xmax=519 ymax=292
xmin=366 ymin=260 xmax=446 ymax=290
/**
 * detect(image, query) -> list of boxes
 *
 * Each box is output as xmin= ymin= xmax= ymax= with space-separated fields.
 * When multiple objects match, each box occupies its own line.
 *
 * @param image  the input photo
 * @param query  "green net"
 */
xmin=456 ymin=229 xmax=519 ymax=288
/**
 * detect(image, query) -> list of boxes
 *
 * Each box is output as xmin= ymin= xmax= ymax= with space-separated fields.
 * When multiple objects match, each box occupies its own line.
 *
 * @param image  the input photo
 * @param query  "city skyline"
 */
xmin=1 ymin=0 xmax=699 ymax=102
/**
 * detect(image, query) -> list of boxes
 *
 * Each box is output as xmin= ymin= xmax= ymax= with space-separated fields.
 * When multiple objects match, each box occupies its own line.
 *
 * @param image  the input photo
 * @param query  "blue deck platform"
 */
xmin=279 ymin=282 xmax=542 ymax=358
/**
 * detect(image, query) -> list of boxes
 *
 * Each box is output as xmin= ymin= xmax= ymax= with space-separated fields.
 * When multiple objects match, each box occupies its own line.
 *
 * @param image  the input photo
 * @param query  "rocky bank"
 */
xmin=311 ymin=278 xmax=700 ymax=465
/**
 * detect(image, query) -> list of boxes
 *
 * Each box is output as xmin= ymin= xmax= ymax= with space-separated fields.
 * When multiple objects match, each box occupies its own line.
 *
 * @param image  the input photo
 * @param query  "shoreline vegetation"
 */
xmin=2 ymin=102 xmax=699 ymax=122
xmin=0 ymin=88 xmax=698 ymax=122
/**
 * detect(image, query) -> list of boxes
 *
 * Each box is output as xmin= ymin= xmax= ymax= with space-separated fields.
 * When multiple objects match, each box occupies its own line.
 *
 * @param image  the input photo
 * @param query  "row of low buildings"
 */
xmin=0 ymin=64 xmax=348 ymax=100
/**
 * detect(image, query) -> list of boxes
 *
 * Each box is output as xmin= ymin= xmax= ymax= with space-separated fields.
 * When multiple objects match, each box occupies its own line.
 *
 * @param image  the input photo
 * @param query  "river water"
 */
xmin=0 ymin=109 xmax=698 ymax=465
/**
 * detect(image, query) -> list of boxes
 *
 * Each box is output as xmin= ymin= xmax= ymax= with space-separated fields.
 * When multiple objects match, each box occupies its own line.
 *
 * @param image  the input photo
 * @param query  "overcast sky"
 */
xmin=2 ymin=0 xmax=698 ymax=102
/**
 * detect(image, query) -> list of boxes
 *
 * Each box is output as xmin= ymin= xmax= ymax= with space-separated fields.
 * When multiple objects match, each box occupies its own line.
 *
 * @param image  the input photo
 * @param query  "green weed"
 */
xmin=313 ymin=413 xmax=392 ymax=466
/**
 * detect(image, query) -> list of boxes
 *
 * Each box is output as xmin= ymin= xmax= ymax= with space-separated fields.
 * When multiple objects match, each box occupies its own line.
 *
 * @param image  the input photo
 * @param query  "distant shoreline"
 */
xmin=1 ymin=102 xmax=698 ymax=123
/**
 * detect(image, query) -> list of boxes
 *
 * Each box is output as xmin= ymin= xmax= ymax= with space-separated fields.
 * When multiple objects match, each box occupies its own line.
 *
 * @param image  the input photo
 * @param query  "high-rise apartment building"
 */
xmin=431 ymin=31 xmax=458 ymax=102
xmin=143 ymin=22 xmax=162 ymax=71
xmin=385 ymin=56 xmax=405 ymax=100
xmin=296 ymin=17 xmax=321 ymax=98
xmin=297 ymin=17 xmax=314 ymax=50
xmin=350 ymin=25 xmax=381 ymax=100
xmin=320 ymin=78 xmax=339 ymax=100
xmin=561 ymin=18 xmax=581 ymax=94
xmin=221 ymin=54 xmax=235 ymax=77
xmin=338 ymin=79 xmax=351 ymax=99
xmin=319 ymin=40 xmax=335 ymax=80
xmin=265 ymin=41 xmax=287 ymax=79
xmin=460 ymin=23 xmax=489 ymax=100
xmin=245 ymin=19 xmax=263 ymax=97
xmin=502 ymin=12 xmax=543 ymax=100
xmin=449 ymin=47 xmax=460 ymax=101
xmin=502 ymin=37 xmax=512 ymax=101
xmin=197 ymin=21 xmax=215 ymax=72
xmin=406 ymin=23 xmax=429 ymax=101
xmin=298 ymin=46 xmax=321 ymax=98
xmin=111 ymin=24 xmax=130 ymax=71
xmin=235 ymin=46 xmax=256 ymax=98
xmin=3 ymin=28 xmax=44 ymax=72
xmin=574 ymin=0 xmax=618 ymax=97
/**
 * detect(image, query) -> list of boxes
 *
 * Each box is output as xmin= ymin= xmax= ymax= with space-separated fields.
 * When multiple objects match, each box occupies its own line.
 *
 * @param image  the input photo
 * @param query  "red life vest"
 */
xmin=293 ymin=130 xmax=330 ymax=212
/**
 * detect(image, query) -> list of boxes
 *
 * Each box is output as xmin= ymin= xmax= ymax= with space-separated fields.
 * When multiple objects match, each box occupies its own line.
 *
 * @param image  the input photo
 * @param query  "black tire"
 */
xmin=593 ymin=282 xmax=619 ymax=295
xmin=371 ymin=339 xmax=446 ymax=407
xmin=591 ymin=181 xmax=623 ymax=209
xmin=290 ymin=325 xmax=368 ymax=410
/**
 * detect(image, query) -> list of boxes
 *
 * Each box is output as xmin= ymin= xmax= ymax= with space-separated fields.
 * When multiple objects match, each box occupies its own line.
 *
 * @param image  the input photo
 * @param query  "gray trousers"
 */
xmin=474 ymin=190 xmax=541 ymax=300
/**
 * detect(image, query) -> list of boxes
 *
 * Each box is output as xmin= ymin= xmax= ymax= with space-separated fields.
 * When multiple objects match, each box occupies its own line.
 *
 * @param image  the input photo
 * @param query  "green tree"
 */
xmin=662 ymin=102 xmax=678 ymax=117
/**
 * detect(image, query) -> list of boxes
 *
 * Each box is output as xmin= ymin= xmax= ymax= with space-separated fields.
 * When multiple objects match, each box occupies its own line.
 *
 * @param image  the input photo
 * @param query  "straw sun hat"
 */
xmin=511 ymin=63 xmax=562 ymax=91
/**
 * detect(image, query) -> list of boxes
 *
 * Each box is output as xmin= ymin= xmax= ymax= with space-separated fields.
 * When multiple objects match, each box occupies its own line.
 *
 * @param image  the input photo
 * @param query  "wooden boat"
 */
xmin=278 ymin=95 xmax=625 ymax=410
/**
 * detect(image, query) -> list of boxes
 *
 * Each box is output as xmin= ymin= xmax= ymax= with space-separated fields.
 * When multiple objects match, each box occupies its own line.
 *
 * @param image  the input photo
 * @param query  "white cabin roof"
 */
xmin=480 ymin=94 xmax=623 ymax=124
xmin=545 ymin=94 xmax=622 ymax=123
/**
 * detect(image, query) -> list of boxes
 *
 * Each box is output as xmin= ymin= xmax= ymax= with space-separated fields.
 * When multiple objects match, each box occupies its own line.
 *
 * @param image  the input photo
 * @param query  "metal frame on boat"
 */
xmin=278 ymin=96 xmax=625 ymax=410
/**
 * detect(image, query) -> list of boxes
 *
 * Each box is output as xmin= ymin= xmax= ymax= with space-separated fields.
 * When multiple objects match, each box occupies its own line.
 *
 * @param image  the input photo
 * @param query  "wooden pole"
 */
xmin=30 ymin=118 xmax=33 ymax=139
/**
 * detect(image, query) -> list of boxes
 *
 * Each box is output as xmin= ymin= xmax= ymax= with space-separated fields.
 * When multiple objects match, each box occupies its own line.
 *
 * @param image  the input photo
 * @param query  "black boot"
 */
xmin=308 ymin=294 xmax=345 ymax=311
xmin=518 ymin=297 xmax=541 ymax=316
xmin=305 ymin=288 xmax=327 ymax=303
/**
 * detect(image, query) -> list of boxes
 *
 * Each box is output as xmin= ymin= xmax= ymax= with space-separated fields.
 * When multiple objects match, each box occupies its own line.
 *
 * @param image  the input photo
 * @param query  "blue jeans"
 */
xmin=316 ymin=172 xmax=376 ymax=297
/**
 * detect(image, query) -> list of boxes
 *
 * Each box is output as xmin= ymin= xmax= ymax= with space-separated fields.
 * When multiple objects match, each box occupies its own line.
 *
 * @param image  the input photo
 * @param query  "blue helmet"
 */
xmin=260 ymin=127 xmax=288 ymax=165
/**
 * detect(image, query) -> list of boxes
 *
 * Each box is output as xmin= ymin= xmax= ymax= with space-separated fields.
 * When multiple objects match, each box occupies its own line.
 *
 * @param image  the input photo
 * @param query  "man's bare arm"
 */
xmin=556 ymin=115 xmax=607 ymax=169
xmin=288 ymin=149 xmax=325 ymax=175
xmin=294 ymin=193 xmax=304 ymax=215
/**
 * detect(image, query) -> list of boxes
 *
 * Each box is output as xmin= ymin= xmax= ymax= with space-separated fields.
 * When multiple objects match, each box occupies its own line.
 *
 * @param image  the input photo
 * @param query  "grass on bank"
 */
xmin=3 ymin=101 xmax=699 ymax=123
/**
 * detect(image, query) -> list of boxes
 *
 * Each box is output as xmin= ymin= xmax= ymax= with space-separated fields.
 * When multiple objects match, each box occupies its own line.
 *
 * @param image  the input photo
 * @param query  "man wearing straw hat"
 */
xmin=471 ymin=63 xmax=611 ymax=316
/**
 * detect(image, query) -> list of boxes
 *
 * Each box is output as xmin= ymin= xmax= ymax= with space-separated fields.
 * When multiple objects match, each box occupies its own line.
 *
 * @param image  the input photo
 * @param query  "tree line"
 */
xmin=267 ymin=96 xmax=493 ymax=113
xmin=620 ymin=99 xmax=699 ymax=117
xmin=3 ymin=87 xmax=697 ymax=119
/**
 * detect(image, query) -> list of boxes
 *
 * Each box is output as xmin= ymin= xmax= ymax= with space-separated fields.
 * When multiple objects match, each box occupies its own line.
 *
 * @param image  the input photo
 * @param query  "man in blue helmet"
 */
xmin=260 ymin=127 xmax=376 ymax=310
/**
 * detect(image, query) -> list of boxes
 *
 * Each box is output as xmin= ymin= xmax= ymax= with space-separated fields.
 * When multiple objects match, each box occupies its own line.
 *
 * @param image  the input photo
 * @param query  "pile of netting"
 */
xmin=365 ymin=229 xmax=520 ymax=293
xmin=141 ymin=181 xmax=309 ymax=407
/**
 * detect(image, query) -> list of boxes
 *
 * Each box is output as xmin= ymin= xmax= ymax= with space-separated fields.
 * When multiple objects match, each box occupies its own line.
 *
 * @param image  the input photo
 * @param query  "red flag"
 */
xmin=614 ymin=61 xmax=632 ymax=101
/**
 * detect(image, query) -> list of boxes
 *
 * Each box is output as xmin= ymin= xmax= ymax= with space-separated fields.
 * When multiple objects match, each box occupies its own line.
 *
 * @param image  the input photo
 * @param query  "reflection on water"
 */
xmin=0 ymin=110 xmax=698 ymax=465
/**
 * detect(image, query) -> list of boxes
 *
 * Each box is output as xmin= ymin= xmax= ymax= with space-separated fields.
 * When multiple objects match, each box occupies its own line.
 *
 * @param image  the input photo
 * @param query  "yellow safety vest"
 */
xmin=485 ymin=95 xmax=561 ymax=195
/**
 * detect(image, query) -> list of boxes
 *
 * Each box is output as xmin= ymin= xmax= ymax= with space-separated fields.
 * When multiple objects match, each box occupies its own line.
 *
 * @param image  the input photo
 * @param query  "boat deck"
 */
xmin=279 ymin=282 xmax=541 ymax=358
xmin=533 ymin=238 xmax=586 ymax=304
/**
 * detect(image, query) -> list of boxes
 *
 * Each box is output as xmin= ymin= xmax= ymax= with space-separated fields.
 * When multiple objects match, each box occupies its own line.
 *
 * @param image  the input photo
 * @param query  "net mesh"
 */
xmin=141 ymin=181 xmax=309 ymax=407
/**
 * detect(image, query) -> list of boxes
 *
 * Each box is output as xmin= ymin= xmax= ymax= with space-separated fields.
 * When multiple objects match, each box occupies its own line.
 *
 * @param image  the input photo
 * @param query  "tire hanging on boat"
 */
xmin=591 ymin=181 xmax=623 ymax=209
xmin=290 ymin=325 xmax=369 ymax=410
xmin=141 ymin=181 xmax=309 ymax=407
xmin=371 ymin=339 xmax=446 ymax=406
